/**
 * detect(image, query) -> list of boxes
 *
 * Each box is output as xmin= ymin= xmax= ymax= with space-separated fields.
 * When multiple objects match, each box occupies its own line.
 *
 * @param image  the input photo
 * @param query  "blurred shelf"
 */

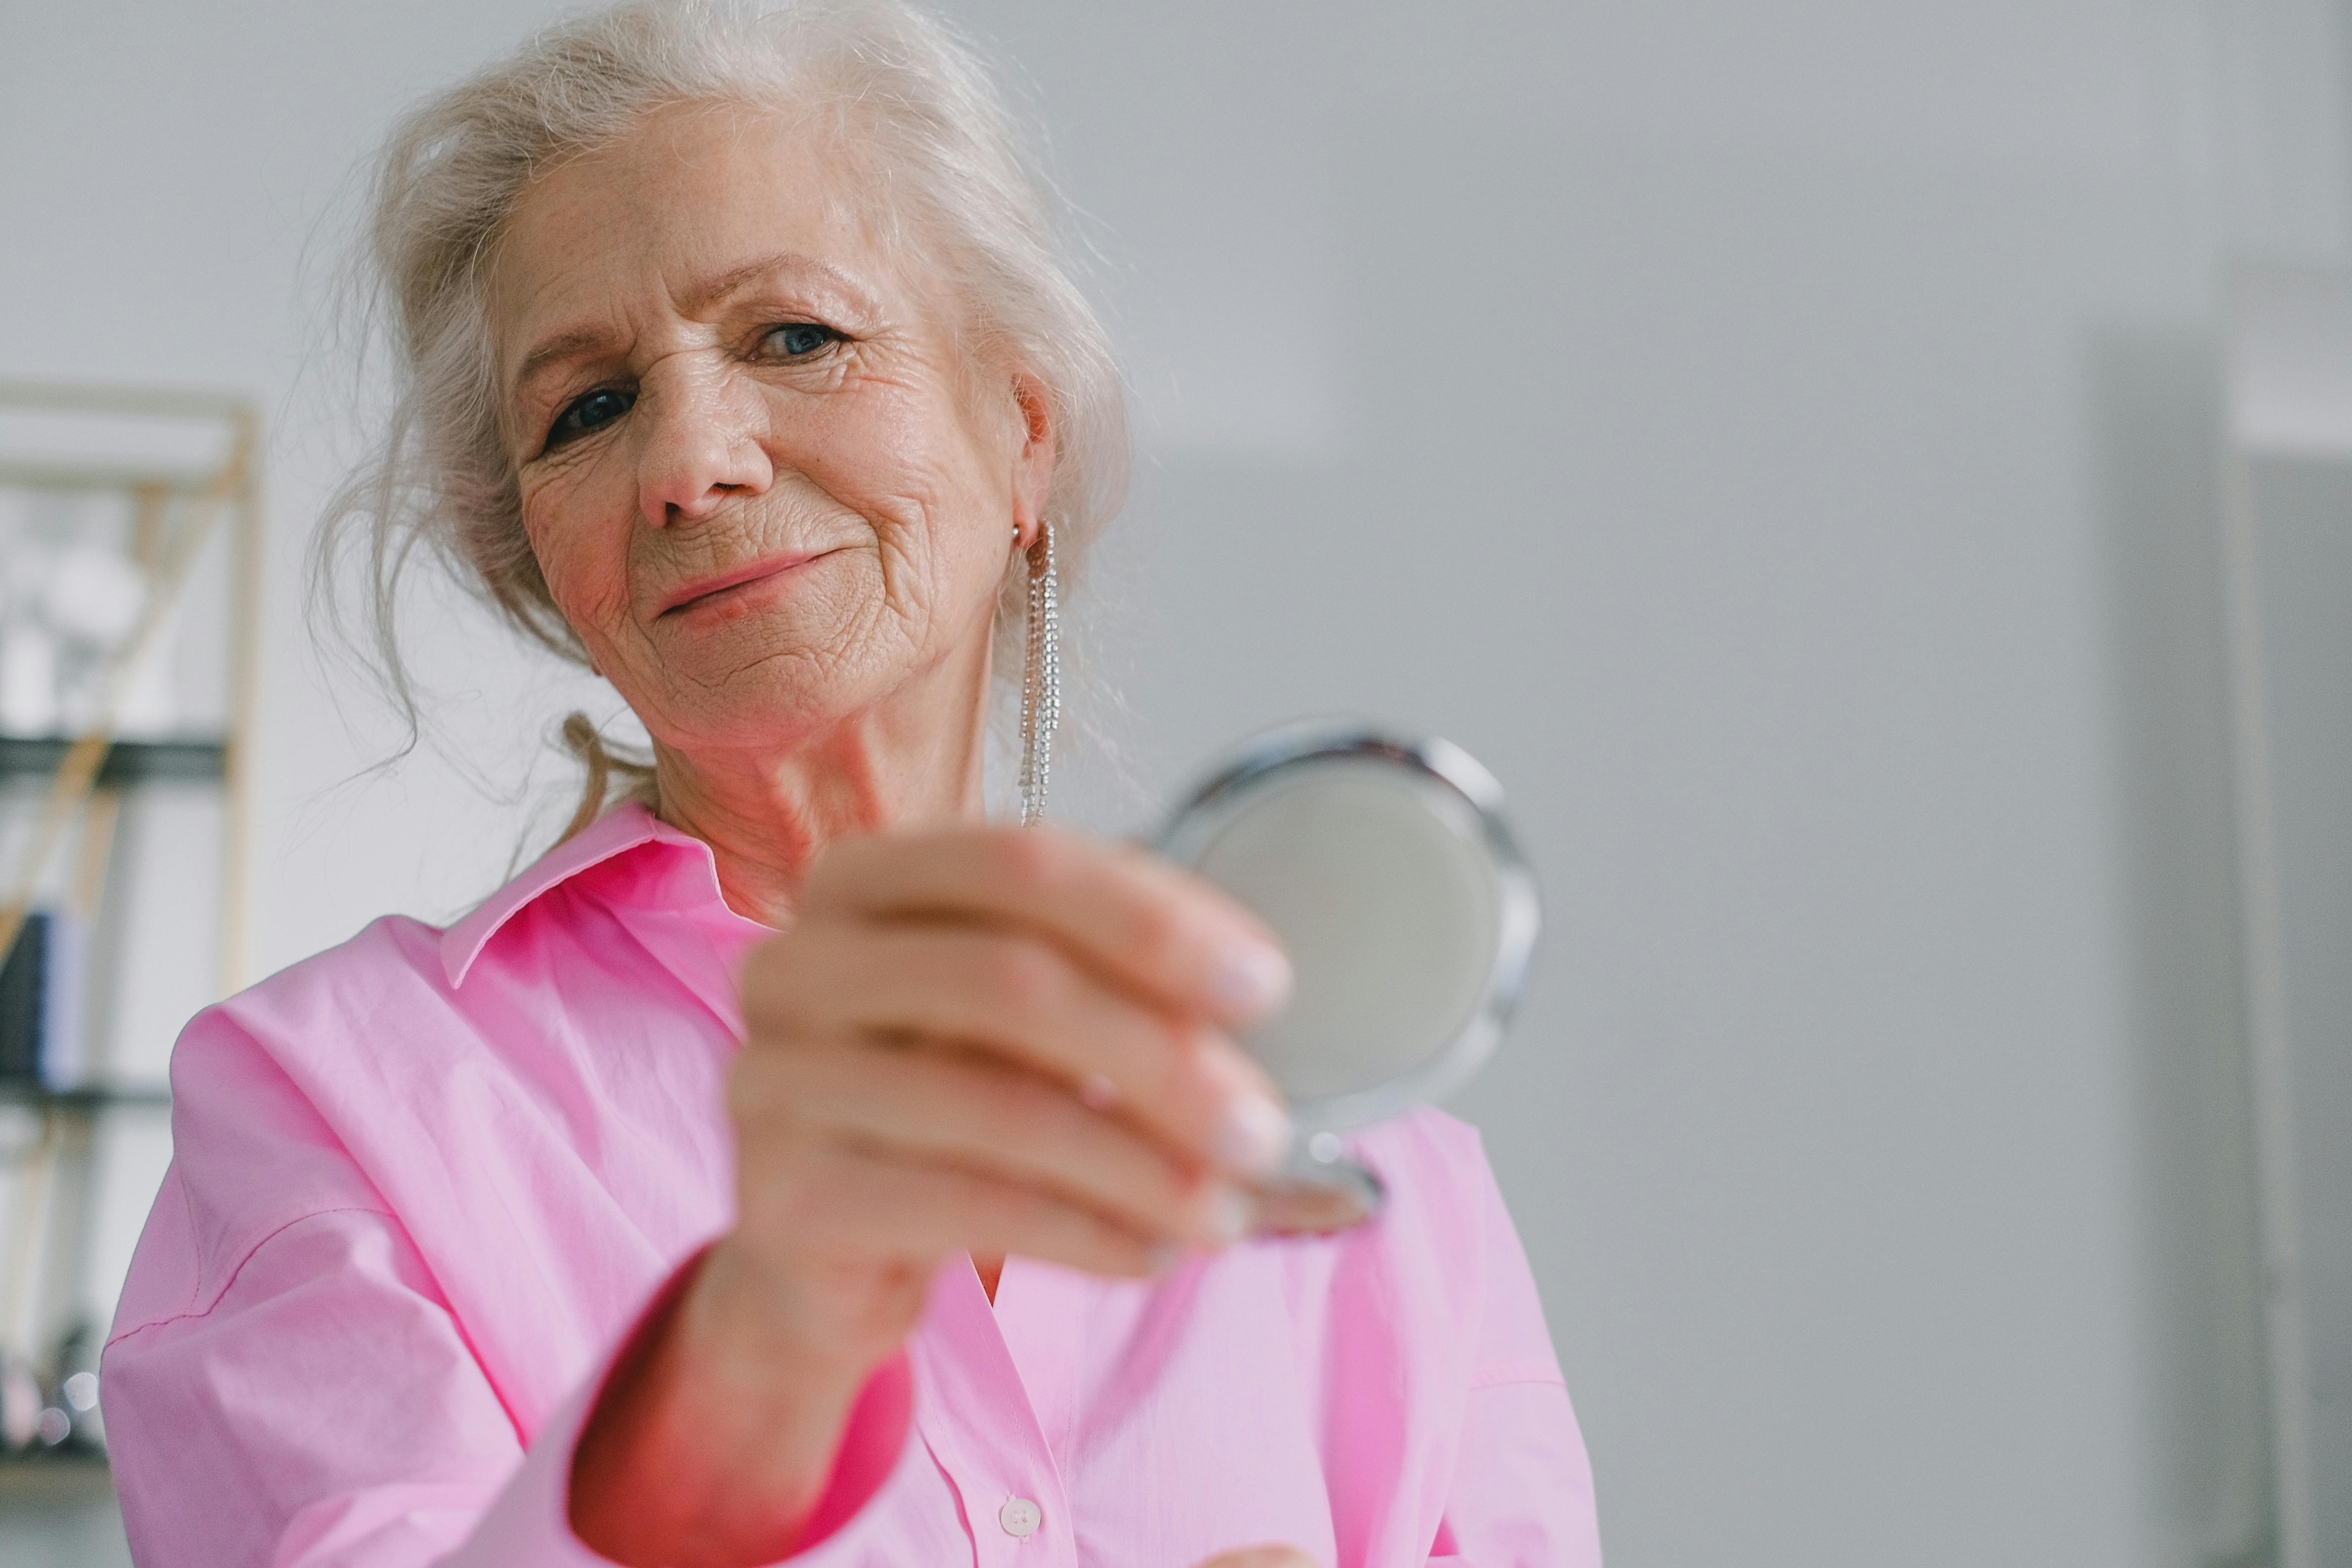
xmin=0 ymin=457 xmax=227 ymax=495
xmin=0 ymin=735 xmax=227 ymax=786
xmin=0 ymin=1447 xmax=114 ymax=1505
xmin=0 ymin=377 xmax=256 ymax=421
xmin=0 ymin=1082 xmax=170 ymax=1112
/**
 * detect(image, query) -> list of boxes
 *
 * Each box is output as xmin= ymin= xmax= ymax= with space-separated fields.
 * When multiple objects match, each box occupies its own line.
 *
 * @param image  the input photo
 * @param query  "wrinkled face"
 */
xmin=487 ymin=102 xmax=1049 ymax=759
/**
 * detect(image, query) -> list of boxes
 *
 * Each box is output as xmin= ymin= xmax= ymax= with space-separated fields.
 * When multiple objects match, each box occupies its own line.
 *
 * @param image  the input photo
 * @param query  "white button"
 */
xmin=998 ymin=1496 xmax=1043 ymax=1538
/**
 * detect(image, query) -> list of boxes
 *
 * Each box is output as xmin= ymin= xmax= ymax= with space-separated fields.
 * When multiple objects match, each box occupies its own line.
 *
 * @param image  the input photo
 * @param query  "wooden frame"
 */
xmin=0 ymin=382 xmax=260 ymax=1459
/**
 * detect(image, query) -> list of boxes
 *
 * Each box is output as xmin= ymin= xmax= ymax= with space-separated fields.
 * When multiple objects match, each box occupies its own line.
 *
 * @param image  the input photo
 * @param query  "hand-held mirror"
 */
xmin=1156 ymin=725 xmax=1540 ymax=1234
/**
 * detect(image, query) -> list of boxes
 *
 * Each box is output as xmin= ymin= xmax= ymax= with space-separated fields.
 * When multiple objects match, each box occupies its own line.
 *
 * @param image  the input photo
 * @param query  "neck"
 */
xmin=652 ymin=642 xmax=994 ymax=926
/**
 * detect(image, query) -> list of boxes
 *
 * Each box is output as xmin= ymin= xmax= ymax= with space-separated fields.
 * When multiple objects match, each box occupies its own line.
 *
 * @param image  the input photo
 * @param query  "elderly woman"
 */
xmin=100 ymin=3 xmax=1598 ymax=1565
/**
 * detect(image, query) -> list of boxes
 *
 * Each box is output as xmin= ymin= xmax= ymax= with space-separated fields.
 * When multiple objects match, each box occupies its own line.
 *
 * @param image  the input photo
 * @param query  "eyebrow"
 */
xmin=511 ymin=329 xmax=613 ymax=404
xmin=507 ymin=251 xmax=877 ymax=406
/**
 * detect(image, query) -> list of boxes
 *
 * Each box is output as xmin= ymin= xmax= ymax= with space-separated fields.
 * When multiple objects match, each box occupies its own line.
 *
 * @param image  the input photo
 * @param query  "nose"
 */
xmin=632 ymin=358 xmax=774 ymax=528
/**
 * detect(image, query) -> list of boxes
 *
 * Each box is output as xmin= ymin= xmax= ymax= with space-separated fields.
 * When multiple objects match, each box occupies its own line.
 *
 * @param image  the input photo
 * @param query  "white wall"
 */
xmin=2 ymin=1 xmax=2341 ymax=1563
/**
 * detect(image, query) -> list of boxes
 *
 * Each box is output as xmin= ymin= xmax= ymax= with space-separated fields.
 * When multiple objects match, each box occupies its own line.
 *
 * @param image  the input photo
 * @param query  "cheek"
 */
xmin=520 ymin=467 xmax=635 ymax=636
xmin=825 ymin=381 xmax=1016 ymax=586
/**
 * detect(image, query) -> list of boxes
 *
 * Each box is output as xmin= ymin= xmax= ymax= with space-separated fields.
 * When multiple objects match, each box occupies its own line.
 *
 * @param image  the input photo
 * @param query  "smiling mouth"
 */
xmin=658 ymin=552 xmax=827 ymax=617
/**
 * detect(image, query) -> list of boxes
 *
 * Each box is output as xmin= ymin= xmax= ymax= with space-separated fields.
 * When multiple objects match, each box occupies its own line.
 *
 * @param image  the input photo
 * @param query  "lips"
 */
xmin=657 ymin=552 xmax=823 ymax=617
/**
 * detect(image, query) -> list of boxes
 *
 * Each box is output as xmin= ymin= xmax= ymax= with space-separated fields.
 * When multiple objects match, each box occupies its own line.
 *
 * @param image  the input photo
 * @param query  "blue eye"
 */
xmin=765 ymin=322 xmax=838 ymax=357
xmin=547 ymin=386 xmax=635 ymax=448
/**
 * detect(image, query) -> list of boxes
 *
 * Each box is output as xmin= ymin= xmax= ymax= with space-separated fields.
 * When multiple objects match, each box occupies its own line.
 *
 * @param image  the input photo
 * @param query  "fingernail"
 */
xmin=1203 ymin=1185 xmax=1256 ymax=1245
xmin=1214 ymin=1091 xmax=1294 ymax=1178
xmin=1215 ymin=941 xmax=1293 ymax=1021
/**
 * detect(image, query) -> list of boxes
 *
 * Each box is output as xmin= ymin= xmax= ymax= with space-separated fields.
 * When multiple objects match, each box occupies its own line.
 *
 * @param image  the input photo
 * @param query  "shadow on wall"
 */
xmin=2085 ymin=329 xmax=2273 ymax=1566
xmin=2237 ymin=452 xmax=2352 ymax=1560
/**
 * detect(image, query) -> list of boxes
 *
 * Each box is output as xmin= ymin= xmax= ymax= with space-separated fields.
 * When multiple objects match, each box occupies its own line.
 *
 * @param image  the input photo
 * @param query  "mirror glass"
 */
xmin=1157 ymin=726 xmax=1539 ymax=1230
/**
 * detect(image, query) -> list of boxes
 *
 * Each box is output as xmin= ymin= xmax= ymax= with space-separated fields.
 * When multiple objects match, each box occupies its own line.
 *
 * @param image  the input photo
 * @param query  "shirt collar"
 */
xmin=437 ymin=802 xmax=739 ymax=988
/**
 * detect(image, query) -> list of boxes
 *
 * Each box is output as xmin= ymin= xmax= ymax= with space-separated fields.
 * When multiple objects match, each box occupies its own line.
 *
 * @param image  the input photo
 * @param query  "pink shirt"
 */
xmin=103 ymin=804 xmax=1601 ymax=1567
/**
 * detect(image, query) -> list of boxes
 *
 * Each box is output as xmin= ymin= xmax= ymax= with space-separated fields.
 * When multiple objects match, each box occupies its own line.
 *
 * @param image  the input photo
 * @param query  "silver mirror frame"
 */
xmin=1156 ymin=722 xmax=1542 ymax=1135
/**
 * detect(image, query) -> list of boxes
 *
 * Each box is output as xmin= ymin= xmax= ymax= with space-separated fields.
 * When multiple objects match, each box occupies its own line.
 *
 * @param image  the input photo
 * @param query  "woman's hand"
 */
xmin=1190 ymin=1548 xmax=1324 ymax=1568
xmin=573 ymin=827 xmax=1294 ymax=1567
xmin=723 ymin=826 xmax=1295 ymax=1358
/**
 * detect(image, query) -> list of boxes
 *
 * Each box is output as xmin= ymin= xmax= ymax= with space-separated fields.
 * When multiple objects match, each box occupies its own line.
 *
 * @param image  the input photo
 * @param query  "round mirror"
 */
xmin=1157 ymin=725 xmax=1540 ymax=1231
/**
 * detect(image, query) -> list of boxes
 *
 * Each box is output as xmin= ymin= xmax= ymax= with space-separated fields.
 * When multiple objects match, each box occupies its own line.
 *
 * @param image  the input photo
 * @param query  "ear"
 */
xmin=1008 ymin=371 xmax=1055 ymax=546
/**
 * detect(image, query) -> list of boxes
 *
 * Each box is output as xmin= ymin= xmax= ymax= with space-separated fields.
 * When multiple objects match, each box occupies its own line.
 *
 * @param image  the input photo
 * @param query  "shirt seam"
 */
xmin=1467 ymin=1367 xmax=1568 ymax=1392
xmin=104 ymin=1204 xmax=399 ymax=1351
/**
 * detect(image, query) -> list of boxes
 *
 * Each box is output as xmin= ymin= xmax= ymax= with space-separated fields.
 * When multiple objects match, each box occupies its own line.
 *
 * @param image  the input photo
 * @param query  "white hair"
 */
xmin=316 ymin=0 xmax=1127 ymax=815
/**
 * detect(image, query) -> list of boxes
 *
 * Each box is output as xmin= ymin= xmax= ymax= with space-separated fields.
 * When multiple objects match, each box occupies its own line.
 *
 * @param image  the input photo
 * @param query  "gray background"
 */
xmin=2 ymin=0 xmax=2349 ymax=1564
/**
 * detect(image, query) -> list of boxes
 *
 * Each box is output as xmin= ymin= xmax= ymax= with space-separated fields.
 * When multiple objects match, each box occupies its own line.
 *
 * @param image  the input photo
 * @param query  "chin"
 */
xmin=630 ymin=635 xmax=910 ymax=758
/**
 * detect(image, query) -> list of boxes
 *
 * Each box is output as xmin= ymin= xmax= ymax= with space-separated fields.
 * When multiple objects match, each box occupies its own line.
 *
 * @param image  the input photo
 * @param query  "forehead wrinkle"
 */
xmin=670 ymin=250 xmax=882 ymax=319
xmin=490 ymin=205 xmax=636 ymax=410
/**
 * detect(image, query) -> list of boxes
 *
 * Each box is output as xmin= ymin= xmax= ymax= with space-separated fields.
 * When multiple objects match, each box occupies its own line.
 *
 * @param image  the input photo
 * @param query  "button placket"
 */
xmin=910 ymin=1262 xmax=1076 ymax=1565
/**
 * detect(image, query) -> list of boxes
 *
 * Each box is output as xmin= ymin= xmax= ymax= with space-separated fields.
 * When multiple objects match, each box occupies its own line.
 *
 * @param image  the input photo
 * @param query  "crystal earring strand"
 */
xmin=1018 ymin=520 xmax=1060 ymax=825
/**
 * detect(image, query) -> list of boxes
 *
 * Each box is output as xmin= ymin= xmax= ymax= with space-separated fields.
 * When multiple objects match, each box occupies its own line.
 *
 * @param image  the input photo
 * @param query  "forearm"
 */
xmin=569 ymin=1244 xmax=887 ymax=1568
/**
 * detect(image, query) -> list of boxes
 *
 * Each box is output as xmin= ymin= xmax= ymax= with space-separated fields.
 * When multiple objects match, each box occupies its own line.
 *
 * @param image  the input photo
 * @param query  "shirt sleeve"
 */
xmin=102 ymin=1204 xmax=918 ymax=1568
xmin=1424 ymin=1142 xmax=1603 ymax=1567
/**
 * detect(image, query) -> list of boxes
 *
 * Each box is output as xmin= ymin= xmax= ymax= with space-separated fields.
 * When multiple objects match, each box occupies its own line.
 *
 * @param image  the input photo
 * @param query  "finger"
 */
xmin=801 ymin=828 xmax=1292 ymax=1029
xmin=741 ymin=923 xmax=1291 ymax=1175
xmin=746 ymin=1141 xmax=1169 ymax=1280
xmin=749 ymin=1037 xmax=1254 ymax=1248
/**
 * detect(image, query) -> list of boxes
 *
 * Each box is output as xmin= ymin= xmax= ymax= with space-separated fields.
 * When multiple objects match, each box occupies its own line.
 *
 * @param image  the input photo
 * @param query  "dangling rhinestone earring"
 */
xmin=1018 ymin=519 xmax=1060 ymax=825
